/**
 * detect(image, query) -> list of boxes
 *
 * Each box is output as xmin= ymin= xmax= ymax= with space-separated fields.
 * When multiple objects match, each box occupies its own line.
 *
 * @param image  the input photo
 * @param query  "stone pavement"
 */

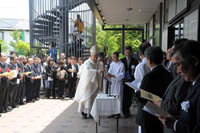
xmin=0 ymin=99 xmax=138 ymax=133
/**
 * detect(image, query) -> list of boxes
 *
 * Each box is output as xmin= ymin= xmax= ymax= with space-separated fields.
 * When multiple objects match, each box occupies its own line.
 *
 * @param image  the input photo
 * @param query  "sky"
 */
xmin=0 ymin=0 xmax=29 ymax=20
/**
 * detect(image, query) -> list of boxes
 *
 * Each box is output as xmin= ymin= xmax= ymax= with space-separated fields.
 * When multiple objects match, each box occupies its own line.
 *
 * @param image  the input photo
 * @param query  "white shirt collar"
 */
xmin=192 ymin=73 xmax=200 ymax=86
xmin=150 ymin=65 xmax=159 ymax=71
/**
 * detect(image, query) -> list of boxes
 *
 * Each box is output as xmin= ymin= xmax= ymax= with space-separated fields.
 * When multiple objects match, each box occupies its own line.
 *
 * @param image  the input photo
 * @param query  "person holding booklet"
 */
xmin=136 ymin=46 xmax=172 ymax=133
xmin=153 ymin=39 xmax=191 ymax=133
xmin=158 ymin=40 xmax=200 ymax=133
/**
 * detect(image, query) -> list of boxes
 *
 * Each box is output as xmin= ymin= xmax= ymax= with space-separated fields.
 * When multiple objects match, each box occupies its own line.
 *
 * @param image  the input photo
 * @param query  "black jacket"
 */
xmin=176 ymin=75 xmax=200 ymax=133
xmin=121 ymin=57 xmax=138 ymax=82
xmin=67 ymin=64 xmax=78 ymax=79
xmin=136 ymin=65 xmax=172 ymax=132
xmin=17 ymin=62 xmax=25 ymax=83
xmin=8 ymin=62 xmax=20 ymax=85
xmin=24 ymin=64 xmax=36 ymax=83
xmin=0 ymin=62 xmax=9 ymax=88
xmin=161 ymin=75 xmax=191 ymax=115
xmin=45 ymin=64 xmax=56 ymax=79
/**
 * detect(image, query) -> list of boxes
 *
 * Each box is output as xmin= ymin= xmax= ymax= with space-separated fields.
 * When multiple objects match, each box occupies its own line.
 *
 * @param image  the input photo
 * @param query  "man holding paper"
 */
xmin=106 ymin=52 xmax=125 ymax=106
xmin=8 ymin=56 xmax=21 ymax=108
xmin=136 ymin=46 xmax=172 ymax=133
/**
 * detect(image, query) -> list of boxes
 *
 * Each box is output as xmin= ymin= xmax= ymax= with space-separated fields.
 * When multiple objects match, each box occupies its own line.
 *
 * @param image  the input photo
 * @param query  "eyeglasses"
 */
xmin=172 ymin=62 xmax=182 ymax=68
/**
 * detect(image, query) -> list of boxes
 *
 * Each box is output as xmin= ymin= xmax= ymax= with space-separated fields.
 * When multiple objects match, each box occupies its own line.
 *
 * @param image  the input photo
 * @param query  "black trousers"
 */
xmin=58 ymin=80 xmax=65 ymax=98
xmin=141 ymin=112 xmax=164 ymax=133
xmin=25 ymin=81 xmax=34 ymax=102
xmin=9 ymin=84 xmax=19 ymax=107
xmin=0 ymin=85 xmax=8 ymax=112
xmin=68 ymin=78 xmax=77 ymax=98
xmin=122 ymin=84 xmax=133 ymax=115
xmin=18 ymin=82 xmax=25 ymax=103
xmin=34 ymin=79 xmax=41 ymax=99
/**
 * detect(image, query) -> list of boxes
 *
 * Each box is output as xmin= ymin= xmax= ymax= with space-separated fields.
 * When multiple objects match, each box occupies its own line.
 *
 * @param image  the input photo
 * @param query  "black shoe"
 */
xmin=19 ymin=102 xmax=25 ymax=105
xmin=81 ymin=112 xmax=87 ymax=119
xmin=11 ymin=105 xmax=16 ymax=108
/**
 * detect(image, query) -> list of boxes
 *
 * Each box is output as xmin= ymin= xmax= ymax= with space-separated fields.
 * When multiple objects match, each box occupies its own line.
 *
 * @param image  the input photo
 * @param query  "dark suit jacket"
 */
xmin=121 ymin=57 xmax=138 ymax=82
xmin=45 ymin=64 xmax=56 ymax=79
xmin=67 ymin=64 xmax=78 ymax=79
xmin=136 ymin=65 xmax=172 ymax=131
xmin=33 ymin=63 xmax=42 ymax=76
xmin=176 ymin=76 xmax=200 ymax=133
xmin=17 ymin=62 xmax=25 ymax=83
xmin=24 ymin=64 xmax=36 ymax=83
xmin=161 ymin=75 xmax=191 ymax=116
xmin=0 ymin=62 xmax=9 ymax=88
xmin=166 ymin=62 xmax=177 ymax=79
xmin=8 ymin=62 xmax=20 ymax=85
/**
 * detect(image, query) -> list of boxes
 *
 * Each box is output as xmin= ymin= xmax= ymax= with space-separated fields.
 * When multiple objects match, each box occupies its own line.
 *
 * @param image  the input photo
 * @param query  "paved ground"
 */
xmin=0 ymin=99 xmax=138 ymax=133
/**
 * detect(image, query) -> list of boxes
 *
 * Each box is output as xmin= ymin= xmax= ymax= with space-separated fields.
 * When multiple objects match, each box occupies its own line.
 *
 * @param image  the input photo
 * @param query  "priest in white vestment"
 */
xmin=74 ymin=45 xmax=103 ymax=119
xmin=106 ymin=52 xmax=125 ymax=105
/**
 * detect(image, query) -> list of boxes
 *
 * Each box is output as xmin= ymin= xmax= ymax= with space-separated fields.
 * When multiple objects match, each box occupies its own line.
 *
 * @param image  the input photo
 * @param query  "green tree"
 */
xmin=10 ymin=29 xmax=22 ymax=49
xmin=9 ymin=30 xmax=30 ymax=56
xmin=0 ymin=40 xmax=8 ymax=52
xmin=16 ymin=40 xmax=30 ymax=57
xmin=96 ymin=24 xmax=143 ymax=57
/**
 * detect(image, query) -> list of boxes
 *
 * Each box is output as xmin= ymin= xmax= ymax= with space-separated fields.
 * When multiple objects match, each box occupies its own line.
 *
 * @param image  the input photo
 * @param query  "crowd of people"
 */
xmin=74 ymin=40 xmax=200 ymax=133
xmin=0 ymin=38 xmax=200 ymax=133
xmin=0 ymin=51 xmax=84 ymax=117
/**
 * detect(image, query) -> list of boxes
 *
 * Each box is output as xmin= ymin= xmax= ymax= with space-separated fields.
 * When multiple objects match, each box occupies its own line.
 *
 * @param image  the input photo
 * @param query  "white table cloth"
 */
xmin=90 ymin=93 xmax=121 ymax=122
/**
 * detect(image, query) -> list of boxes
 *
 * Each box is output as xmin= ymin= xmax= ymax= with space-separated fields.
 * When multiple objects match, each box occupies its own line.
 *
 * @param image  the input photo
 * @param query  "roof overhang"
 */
xmin=87 ymin=0 xmax=163 ymax=26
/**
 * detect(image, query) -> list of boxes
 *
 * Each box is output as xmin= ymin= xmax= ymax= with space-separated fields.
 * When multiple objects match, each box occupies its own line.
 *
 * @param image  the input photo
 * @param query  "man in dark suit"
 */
xmin=24 ymin=58 xmax=36 ymax=103
xmin=67 ymin=56 xmax=78 ymax=99
xmin=159 ymin=40 xmax=200 ymax=133
xmin=121 ymin=46 xmax=138 ymax=117
xmin=33 ymin=56 xmax=42 ymax=100
xmin=136 ymin=46 xmax=172 ymax=133
xmin=17 ymin=55 xmax=26 ymax=105
xmin=8 ymin=56 xmax=21 ymax=108
xmin=165 ymin=48 xmax=177 ymax=79
xmin=0 ymin=53 xmax=9 ymax=113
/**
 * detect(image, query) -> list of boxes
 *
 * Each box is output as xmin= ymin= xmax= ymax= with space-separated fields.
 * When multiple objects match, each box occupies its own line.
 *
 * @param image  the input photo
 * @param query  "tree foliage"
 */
xmin=16 ymin=40 xmax=30 ymax=56
xmin=0 ymin=40 xmax=8 ymax=52
xmin=10 ymin=29 xmax=22 ymax=49
xmin=96 ymin=24 xmax=143 ymax=57
xmin=9 ymin=29 xmax=30 ymax=56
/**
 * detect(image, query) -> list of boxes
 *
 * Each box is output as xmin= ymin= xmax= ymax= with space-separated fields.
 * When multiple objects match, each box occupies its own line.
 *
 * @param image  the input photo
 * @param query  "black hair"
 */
xmin=10 ymin=51 xmax=17 ymax=56
xmin=125 ymin=46 xmax=132 ymax=52
xmin=145 ymin=46 xmax=163 ymax=65
xmin=170 ymin=38 xmax=188 ymax=57
xmin=113 ymin=52 xmax=119 ymax=57
xmin=173 ymin=40 xmax=200 ymax=68
xmin=10 ymin=56 xmax=15 ymax=61
xmin=139 ymin=41 xmax=151 ymax=56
